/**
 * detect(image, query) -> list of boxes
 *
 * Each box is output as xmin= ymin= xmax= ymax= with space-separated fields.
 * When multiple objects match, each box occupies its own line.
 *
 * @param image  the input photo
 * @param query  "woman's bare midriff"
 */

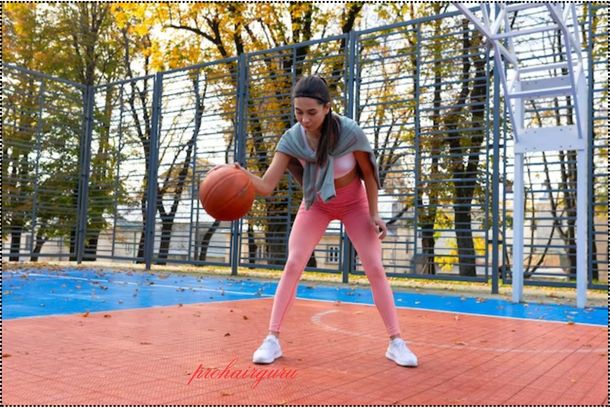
xmin=334 ymin=167 xmax=358 ymax=189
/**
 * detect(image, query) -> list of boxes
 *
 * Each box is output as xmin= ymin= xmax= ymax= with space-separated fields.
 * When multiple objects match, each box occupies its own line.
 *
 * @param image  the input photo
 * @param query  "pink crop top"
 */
xmin=299 ymin=126 xmax=356 ymax=179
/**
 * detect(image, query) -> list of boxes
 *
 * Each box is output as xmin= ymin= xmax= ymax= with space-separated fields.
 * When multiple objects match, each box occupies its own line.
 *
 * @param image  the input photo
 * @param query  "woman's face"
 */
xmin=294 ymin=97 xmax=330 ymax=134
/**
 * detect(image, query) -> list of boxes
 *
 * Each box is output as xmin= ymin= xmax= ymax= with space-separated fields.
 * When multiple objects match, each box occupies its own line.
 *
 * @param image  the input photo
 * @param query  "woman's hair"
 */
xmin=292 ymin=75 xmax=341 ymax=167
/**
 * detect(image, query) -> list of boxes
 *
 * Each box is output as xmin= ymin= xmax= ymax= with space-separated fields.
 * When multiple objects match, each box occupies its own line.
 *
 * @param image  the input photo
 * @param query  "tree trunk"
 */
xmin=156 ymin=217 xmax=172 ymax=264
xmin=198 ymin=220 xmax=220 ymax=261
xmin=307 ymin=253 xmax=317 ymax=268
xmin=83 ymin=234 xmax=99 ymax=261
xmin=247 ymin=222 xmax=257 ymax=268
xmin=443 ymin=21 xmax=487 ymax=277
xmin=9 ymin=223 xmax=23 ymax=261
xmin=137 ymin=226 xmax=146 ymax=261
xmin=69 ymin=227 xmax=78 ymax=261
xmin=30 ymin=231 xmax=47 ymax=262
xmin=420 ymin=225 xmax=436 ymax=275
xmin=454 ymin=188 xmax=476 ymax=276
xmin=265 ymin=203 xmax=289 ymax=266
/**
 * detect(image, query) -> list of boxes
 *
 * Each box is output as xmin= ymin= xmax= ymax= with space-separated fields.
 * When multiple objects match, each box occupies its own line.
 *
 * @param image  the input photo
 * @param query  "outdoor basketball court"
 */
xmin=3 ymin=267 xmax=607 ymax=405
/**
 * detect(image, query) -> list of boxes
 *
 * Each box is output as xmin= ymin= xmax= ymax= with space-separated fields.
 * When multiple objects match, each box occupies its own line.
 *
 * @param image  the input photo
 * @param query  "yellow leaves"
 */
xmin=110 ymin=3 xmax=154 ymax=39
xmin=133 ymin=24 xmax=149 ymax=38
xmin=473 ymin=236 xmax=487 ymax=256
xmin=164 ymin=42 xmax=205 ymax=70
xmin=149 ymin=42 xmax=165 ymax=72
xmin=435 ymin=234 xmax=487 ymax=272
xmin=436 ymin=251 xmax=459 ymax=272
xmin=111 ymin=5 xmax=129 ymax=29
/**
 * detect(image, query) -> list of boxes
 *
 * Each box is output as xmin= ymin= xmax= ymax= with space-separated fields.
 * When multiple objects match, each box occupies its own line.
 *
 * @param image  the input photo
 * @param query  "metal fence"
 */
xmin=2 ymin=7 xmax=607 ymax=291
xmin=2 ymin=66 xmax=86 ymax=261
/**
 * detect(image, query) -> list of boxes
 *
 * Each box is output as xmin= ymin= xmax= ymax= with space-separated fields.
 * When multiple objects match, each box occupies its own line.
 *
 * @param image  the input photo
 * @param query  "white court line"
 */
xmin=5 ymin=271 xmax=272 ymax=298
xmin=296 ymin=296 xmax=607 ymax=328
xmin=310 ymin=309 xmax=607 ymax=353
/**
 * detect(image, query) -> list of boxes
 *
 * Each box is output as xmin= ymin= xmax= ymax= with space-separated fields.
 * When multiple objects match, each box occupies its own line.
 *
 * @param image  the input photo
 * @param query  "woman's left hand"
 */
xmin=371 ymin=215 xmax=387 ymax=240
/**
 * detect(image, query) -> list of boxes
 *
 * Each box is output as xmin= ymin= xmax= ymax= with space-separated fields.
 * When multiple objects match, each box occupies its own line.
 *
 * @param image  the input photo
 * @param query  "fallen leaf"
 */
xmin=454 ymin=341 xmax=466 ymax=346
xmin=242 ymin=315 xmax=248 ymax=320
xmin=221 ymin=391 xmax=232 ymax=396
xmin=82 ymin=311 xmax=90 ymax=318
xmin=224 ymin=333 xmax=231 ymax=337
xmin=103 ymin=314 xmax=111 ymax=318
xmin=2 ymin=354 xmax=11 ymax=358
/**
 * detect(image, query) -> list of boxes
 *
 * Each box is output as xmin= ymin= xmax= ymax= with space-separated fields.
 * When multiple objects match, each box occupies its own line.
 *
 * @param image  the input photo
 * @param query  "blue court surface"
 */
xmin=2 ymin=268 xmax=607 ymax=326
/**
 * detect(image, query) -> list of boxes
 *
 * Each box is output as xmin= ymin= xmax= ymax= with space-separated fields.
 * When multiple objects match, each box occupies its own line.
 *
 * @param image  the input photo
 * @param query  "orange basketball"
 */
xmin=199 ymin=165 xmax=255 ymax=221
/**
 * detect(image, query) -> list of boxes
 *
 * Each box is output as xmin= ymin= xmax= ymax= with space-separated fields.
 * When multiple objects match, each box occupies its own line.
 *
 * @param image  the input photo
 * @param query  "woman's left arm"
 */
xmin=353 ymin=151 xmax=387 ymax=240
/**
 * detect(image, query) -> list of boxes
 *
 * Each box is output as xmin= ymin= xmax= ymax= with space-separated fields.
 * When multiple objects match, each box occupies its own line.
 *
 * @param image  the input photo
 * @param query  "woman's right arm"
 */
xmin=242 ymin=152 xmax=292 ymax=196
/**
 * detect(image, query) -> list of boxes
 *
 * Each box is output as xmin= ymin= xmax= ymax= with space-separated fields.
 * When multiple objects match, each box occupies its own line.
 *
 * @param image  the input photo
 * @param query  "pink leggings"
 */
xmin=268 ymin=178 xmax=401 ymax=337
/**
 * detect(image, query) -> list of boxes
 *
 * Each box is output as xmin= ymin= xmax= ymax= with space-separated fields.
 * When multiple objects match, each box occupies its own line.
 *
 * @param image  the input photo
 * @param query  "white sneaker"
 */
xmin=252 ymin=335 xmax=282 ymax=364
xmin=386 ymin=338 xmax=418 ymax=367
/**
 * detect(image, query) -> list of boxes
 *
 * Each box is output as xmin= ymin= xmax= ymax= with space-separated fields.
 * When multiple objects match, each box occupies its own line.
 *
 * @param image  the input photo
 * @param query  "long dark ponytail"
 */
xmin=293 ymin=75 xmax=341 ymax=167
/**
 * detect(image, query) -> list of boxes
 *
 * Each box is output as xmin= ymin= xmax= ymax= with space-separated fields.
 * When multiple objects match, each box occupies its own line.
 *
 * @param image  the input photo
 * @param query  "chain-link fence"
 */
xmin=2 ymin=7 xmax=607 ymax=291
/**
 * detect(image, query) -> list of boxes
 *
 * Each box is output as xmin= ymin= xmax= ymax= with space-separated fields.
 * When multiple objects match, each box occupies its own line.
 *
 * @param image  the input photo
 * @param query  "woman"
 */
xmin=235 ymin=75 xmax=417 ymax=367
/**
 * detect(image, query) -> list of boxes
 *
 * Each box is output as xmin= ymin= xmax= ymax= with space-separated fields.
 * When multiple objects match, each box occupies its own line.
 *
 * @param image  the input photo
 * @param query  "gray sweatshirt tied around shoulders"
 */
xmin=275 ymin=114 xmax=381 ymax=209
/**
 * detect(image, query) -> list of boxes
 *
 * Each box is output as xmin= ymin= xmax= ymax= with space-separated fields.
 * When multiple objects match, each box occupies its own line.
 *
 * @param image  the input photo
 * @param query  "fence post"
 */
xmin=413 ymin=24 xmax=422 ymax=271
xmin=341 ymin=30 xmax=358 ymax=284
xmin=231 ymin=54 xmax=248 ymax=276
xmin=491 ymin=4 xmax=501 ymax=294
xmin=490 ymin=51 xmax=501 ymax=294
xmin=587 ymin=4 xmax=595 ymax=288
xmin=76 ymin=85 xmax=94 ymax=263
xmin=144 ymin=72 xmax=163 ymax=270
xmin=30 ymin=79 xmax=47 ymax=258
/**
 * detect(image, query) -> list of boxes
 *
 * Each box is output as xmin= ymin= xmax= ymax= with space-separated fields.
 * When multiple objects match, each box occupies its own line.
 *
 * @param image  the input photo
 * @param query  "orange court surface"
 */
xmin=2 ymin=271 xmax=608 ymax=405
xmin=3 ymin=268 xmax=608 ymax=405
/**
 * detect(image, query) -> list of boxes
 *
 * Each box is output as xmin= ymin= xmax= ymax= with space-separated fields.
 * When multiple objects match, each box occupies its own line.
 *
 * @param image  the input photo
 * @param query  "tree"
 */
xmin=3 ymin=3 xmax=126 ymax=261
xmin=441 ymin=19 xmax=489 ymax=277
xmin=153 ymin=3 xmax=366 ymax=266
xmin=3 ymin=5 xmax=58 ymax=260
